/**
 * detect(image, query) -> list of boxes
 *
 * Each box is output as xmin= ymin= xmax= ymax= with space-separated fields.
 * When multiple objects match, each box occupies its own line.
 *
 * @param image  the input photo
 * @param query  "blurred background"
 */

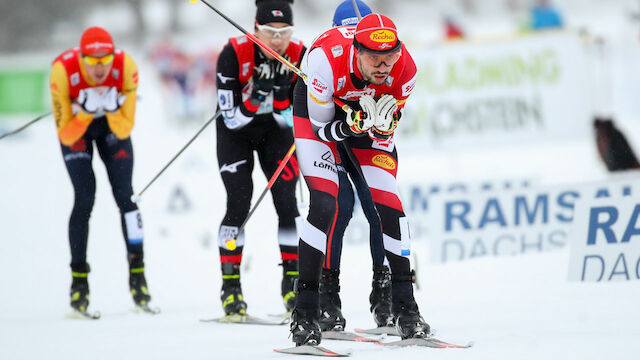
xmin=2 ymin=0 xmax=640 ymax=152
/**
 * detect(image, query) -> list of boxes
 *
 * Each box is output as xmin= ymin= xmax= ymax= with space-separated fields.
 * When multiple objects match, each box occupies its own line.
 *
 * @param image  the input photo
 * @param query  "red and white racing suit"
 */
xmin=292 ymin=25 xmax=418 ymax=308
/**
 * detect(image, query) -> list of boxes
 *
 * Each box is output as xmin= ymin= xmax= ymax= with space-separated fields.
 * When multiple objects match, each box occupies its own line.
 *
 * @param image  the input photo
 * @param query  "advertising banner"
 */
xmin=427 ymin=181 xmax=636 ymax=263
xmin=399 ymin=32 xmax=592 ymax=148
xmin=568 ymin=196 xmax=640 ymax=282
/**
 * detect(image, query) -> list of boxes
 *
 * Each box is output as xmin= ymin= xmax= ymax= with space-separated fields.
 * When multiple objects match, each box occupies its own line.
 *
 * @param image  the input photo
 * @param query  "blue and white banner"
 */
xmin=427 ymin=181 xmax=636 ymax=263
xmin=568 ymin=196 xmax=640 ymax=282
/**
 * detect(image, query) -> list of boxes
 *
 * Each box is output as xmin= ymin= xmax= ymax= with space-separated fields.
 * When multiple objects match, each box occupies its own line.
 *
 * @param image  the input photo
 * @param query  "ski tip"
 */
xmin=202 ymin=313 xmax=288 ymax=325
xmin=133 ymin=305 xmax=161 ymax=315
xmin=274 ymin=345 xmax=351 ymax=357
xmin=67 ymin=310 xmax=101 ymax=320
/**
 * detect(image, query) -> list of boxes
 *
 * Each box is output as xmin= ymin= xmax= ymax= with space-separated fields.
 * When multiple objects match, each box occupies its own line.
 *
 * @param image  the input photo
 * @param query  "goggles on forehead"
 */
xmin=255 ymin=22 xmax=294 ymax=38
xmin=83 ymin=53 xmax=114 ymax=66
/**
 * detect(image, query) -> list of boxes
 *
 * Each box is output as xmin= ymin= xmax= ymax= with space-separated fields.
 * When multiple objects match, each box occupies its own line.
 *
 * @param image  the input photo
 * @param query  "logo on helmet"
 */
xmin=370 ymin=30 xmax=396 ymax=43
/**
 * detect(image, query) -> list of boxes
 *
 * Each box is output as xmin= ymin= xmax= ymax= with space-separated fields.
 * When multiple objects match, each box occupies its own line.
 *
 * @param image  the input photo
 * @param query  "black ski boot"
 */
xmin=318 ymin=268 xmax=346 ymax=331
xmin=281 ymin=259 xmax=298 ymax=312
xmin=291 ymin=307 xmax=322 ymax=346
xmin=392 ymin=296 xmax=430 ymax=339
xmin=369 ymin=265 xmax=394 ymax=327
xmin=220 ymin=262 xmax=247 ymax=315
xmin=128 ymin=254 xmax=151 ymax=307
xmin=70 ymin=263 xmax=90 ymax=312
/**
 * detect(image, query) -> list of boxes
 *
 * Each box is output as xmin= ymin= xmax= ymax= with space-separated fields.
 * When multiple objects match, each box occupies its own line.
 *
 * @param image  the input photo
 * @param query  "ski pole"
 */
xmin=233 ymin=143 xmax=296 ymax=240
xmin=351 ymin=0 xmax=363 ymax=20
xmin=190 ymin=0 xmax=308 ymax=83
xmin=131 ymin=108 xmax=222 ymax=203
xmin=0 ymin=112 xmax=51 ymax=141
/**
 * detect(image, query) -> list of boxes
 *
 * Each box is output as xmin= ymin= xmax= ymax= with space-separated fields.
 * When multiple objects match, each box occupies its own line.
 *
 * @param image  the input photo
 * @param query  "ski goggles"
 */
xmin=83 ymin=53 xmax=114 ymax=66
xmin=255 ymin=23 xmax=294 ymax=38
xmin=359 ymin=48 xmax=401 ymax=68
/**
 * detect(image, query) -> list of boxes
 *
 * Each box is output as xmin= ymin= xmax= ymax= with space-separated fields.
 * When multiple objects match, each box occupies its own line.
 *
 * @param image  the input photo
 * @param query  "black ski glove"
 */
xmin=250 ymin=61 xmax=275 ymax=104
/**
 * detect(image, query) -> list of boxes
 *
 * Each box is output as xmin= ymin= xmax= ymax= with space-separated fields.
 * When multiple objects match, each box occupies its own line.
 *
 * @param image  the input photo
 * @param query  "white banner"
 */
xmin=399 ymin=31 xmax=592 ymax=148
xmin=568 ymin=196 xmax=640 ymax=282
xmin=427 ymin=180 xmax=637 ymax=263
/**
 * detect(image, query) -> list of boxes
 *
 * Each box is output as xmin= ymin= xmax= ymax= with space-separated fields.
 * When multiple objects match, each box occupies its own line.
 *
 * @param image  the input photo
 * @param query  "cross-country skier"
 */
xmin=317 ymin=0 xmax=394 ymax=333
xmin=290 ymin=13 xmax=430 ymax=345
xmin=50 ymin=26 xmax=153 ymax=315
xmin=214 ymin=0 xmax=306 ymax=316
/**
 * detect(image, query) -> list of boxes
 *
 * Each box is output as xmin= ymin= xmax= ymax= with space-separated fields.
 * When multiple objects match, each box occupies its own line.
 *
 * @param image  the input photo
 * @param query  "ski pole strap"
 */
xmin=391 ymin=270 xmax=416 ymax=283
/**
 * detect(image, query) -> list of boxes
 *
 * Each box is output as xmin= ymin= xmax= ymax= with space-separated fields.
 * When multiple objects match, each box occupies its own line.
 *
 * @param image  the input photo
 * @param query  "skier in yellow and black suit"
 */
xmin=50 ymin=26 xmax=153 ymax=316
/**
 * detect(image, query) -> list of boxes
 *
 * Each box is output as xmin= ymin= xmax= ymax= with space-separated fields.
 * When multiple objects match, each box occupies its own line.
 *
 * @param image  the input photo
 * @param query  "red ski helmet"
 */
xmin=353 ymin=13 xmax=401 ymax=54
xmin=80 ymin=26 xmax=114 ymax=55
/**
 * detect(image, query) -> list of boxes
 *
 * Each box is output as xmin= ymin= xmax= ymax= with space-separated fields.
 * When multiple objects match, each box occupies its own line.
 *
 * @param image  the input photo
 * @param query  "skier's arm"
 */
xmin=272 ymin=45 xmax=306 ymax=128
xmin=305 ymin=48 xmax=356 ymax=142
xmin=216 ymin=43 xmax=259 ymax=130
xmin=50 ymin=60 xmax=94 ymax=146
xmin=105 ymin=53 xmax=138 ymax=139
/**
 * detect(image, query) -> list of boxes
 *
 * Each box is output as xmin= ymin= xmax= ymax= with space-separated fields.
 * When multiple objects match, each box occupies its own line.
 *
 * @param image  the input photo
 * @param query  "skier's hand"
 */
xmin=273 ymin=58 xmax=294 ymax=102
xmin=273 ymin=57 xmax=294 ymax=89
xmin=103 ymin=87 xmax=126 ymax=113
xmin=250 ymin=61 xmax=275 ymax=103
xmin=372 ymin=94 xmax=399 ymax=136
xmin=344 ymin=95 xmax=375 ymax=135
xmin=76 ymin=88 xmax=104 ymax=114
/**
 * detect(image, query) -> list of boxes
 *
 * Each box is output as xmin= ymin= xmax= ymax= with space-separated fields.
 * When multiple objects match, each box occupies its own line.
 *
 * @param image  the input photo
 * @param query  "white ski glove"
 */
xmin=373 ymin=94 xmax=399 ymax=133
xmin=103 ymin=87 xmax=126 ymax=113
xmin=76 ymin=88 xmax=105 ymax=114
xmin=345 ymin=95 xmax=376 ymax=134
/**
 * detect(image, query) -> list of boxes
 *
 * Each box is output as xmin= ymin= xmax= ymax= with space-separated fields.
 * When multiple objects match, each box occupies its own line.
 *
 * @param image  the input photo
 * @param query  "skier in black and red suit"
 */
xmin=214 ymin=0 xmax=306 ymax=316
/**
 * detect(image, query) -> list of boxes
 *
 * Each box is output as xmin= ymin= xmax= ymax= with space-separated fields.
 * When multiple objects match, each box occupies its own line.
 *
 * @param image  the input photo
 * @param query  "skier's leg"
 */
xmin=98 ymin=132 xmax=151 ymax=307
xmin=60 ymin=136 xmax=95 ymax=312
xmin=216 ymin=120 xmax=255 ymax=314
xmin=350 ymin=137 xmax=430 ymax=338
xmin=289 ymin=79 xmax=340 ymax=345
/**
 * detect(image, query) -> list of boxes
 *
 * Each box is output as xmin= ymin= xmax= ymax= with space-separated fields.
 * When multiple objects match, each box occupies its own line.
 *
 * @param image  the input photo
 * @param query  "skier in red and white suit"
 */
xmin=289 ymin=14 xmax=430 ymax=345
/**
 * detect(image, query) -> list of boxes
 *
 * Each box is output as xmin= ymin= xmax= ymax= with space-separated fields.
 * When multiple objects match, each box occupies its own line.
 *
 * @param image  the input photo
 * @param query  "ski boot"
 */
xmin=281 ymin=259 xmax=298 ymax=312
xmin=291 ymin=307 xmax=322 ymax=345
xmin=128 ymin=254 xmax=152 ymax=307
xmin=318 ymin=268 xmax=346 ymax=331
xmin=220 ymin=262 xmax=247 ymax=315
xmin=369 ymin=265 xmax=394 ymax=327
xmin=70 ymin=263 xmax=90 ymax=312
xmin=391 ymin=270 xmax=430 ymax=340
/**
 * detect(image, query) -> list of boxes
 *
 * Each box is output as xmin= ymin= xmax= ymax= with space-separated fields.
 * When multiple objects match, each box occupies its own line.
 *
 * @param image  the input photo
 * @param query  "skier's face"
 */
xmin=82 ymin=49 xmax=114 ymax=84
xmin=356 ymin=48 xmax=401 ymax=85
xmin=255 ymin=22 xmax=293 ymax=59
